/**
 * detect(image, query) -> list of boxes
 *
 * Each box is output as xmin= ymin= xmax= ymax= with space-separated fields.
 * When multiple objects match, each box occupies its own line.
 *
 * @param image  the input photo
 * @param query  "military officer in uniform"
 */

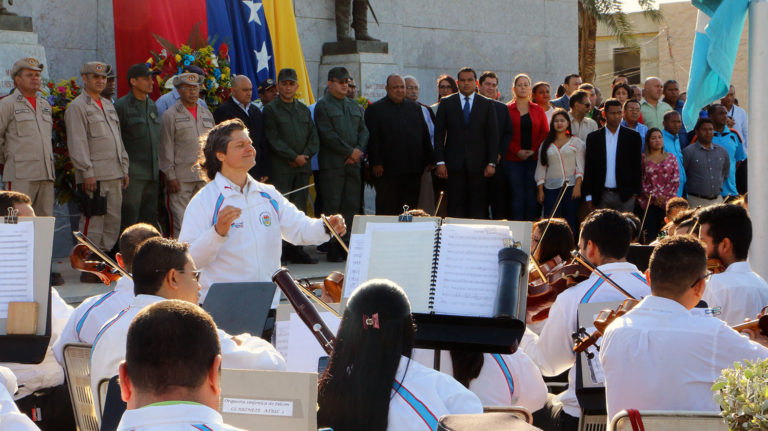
xmin=263 ymin=68 xmax=320 ymax=264
xmin=65 ymin=61 xmax=130 ymax=253
xmin=160 ymin=73 xmax=215 ymax=238
xmin=0 ymin=57 xmax=55 ymax=217
xmin=114 ymin=63 xmax=161 ymax=229
xmin=314 ymin=66 xmax=369 ymax=261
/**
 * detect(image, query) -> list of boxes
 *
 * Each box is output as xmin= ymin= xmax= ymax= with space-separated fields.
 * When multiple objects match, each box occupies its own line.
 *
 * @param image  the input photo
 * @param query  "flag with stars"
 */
xmin=207 ymin=0 xmax=276 ymax=87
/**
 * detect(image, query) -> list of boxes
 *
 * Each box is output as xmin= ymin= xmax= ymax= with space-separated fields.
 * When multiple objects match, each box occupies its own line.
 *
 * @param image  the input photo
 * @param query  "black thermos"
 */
xmin=494 ymin=244 xmax=528 ymax=319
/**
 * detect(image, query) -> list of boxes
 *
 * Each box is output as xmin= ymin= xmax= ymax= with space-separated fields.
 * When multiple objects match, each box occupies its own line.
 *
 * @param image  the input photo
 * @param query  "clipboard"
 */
xmin=0 ymin=216 xmax=55 ymax=363
xmin=202 ymin=282 xmax=276 ymax=336
xmin=220 ymin=368 xmax=317 ymax=431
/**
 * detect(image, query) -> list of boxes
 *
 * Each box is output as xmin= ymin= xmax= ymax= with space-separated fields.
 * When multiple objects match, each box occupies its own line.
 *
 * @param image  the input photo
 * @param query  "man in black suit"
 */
xmin=434 ymin=67 xmax=499 ymax=218
xmin=478 ymin=71 xmax=514 ymax=220
xmin=213 ymin=75 xmax=271 ymax=182
xmin=583 ymin=98 xmax=642 ymax=212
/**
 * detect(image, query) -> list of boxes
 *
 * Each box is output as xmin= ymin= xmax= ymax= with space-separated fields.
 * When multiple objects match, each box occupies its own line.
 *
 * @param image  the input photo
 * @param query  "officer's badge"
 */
xmin=95 ymin=63 xmax=105 ymax=72
xmin=260 ymin=212 xmax=271 ymax=227
xmin=26 ymin=58 xmax=38 ymax=67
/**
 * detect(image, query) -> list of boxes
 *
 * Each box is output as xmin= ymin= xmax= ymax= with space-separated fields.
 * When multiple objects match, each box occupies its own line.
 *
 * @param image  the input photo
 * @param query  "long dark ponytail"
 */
xmin=540 ymin=108 xmax=572 ymax=167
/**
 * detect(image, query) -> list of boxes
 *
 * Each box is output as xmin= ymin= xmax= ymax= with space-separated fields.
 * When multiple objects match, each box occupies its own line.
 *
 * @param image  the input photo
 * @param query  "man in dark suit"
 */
xmin=434 ymin=67 xmax=499 ymax=218
xmin=213 ymin=75 xmax=270 ymax=182
xmin=583 ymin=98 xmax=642 ymax=212
xmin=478 ymin=71 xmax=514 ymax=220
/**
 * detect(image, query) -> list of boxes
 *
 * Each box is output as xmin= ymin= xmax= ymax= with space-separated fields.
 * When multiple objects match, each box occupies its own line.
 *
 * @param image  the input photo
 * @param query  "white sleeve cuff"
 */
xmin=585 ymin=195 xmax=592 ymax=202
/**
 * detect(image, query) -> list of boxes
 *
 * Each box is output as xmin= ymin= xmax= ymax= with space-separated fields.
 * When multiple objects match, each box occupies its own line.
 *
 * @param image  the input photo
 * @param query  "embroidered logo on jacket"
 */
xmin=260 ymin=212 xmax=271 ymax=226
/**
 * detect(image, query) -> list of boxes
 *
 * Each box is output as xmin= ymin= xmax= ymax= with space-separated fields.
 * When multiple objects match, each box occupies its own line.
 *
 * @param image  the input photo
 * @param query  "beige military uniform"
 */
xmin=160 ymin=100 xmax=214 ymax=237
xmin=65 ymin=92 xmax=129 ymax=251
xmin=0 ymin=92 xmax=56 ymax=216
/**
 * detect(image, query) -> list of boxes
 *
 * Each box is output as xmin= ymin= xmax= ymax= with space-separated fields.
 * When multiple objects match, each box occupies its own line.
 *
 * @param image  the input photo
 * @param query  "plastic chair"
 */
xmin=437 ymin=412 xmax=542 ymax=430
xmin=62 ymin=343 xmax=99 ymax=431
xmin=483 ymin=405 xmax=534 ymax=424
xmin=608 ymin=410 xmax=727 ymax=431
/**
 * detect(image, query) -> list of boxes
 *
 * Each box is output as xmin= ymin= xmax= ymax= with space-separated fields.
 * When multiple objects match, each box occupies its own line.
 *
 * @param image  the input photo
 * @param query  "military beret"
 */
xmin=173 ymin=73 xmax=203 ymax=88
xmin=126 ymin=63 xmax=152 ymax=81
xmin=11 ymin=57 xmax=44 ymax=77
xmin=257 ymin=78 xmax=276 ymax=93
xmin=327 ymin=67 xmax=351 ymax=81
xmin=80 ymin=62 xmax=109 ymax=77
xmin=277 ymin=68 xmax=298 ymax=83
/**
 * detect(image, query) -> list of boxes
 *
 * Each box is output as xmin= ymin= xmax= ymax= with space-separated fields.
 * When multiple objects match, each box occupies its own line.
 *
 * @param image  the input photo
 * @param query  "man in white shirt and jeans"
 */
xmin=117 ymin=300 xmax=244 ymax=430
xmin=600 ymin=235 xmax=768 ymax=421
xmin=697 ymin=204 xmax=768 ymax=325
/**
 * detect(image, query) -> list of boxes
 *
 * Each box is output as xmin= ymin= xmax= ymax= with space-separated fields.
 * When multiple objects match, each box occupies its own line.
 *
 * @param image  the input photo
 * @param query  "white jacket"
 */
xmin=117 ymin=402 xmax=243 ymax=431
xmin=179 ymin=173 xmax=330 ymax=305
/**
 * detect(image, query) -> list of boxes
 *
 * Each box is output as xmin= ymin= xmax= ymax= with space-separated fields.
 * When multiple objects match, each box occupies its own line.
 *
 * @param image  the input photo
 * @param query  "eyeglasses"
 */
xmin=348 ymin=84 xmax=357 ymax=89
xmin=154 ymin=268 xmax=201 ymax=281
xmin=689 ymin=271 xmax=713 ymax=288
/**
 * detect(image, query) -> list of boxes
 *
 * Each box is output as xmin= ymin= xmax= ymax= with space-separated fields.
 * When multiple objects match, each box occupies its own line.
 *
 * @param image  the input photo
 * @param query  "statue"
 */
xmin=0 ymin=0 xmax=16 ymax=16
xmin=335 ymin=0 xmax=379 ymax=42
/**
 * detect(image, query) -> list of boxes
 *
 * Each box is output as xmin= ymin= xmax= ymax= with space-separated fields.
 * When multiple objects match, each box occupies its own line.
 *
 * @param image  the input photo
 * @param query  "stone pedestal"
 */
xmin=0 ymin=29 xmax=48 ymax=97
xmin=319 ymin=43 xmax=396 ymax=102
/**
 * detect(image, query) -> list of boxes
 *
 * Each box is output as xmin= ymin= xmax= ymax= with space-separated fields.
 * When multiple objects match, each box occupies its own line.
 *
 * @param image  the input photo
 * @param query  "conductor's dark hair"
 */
xmin=580 ymin=209 xmax=632 ymax=260
xmin=132 ymin=237 xmax=189 ymax=296
xmin=649 ymin=235 xmax=707 ymax=297
xmin=533 ymin=218 xmax=575 ymax=262
xmin=125 ymin=300 xmax=220 ymax=395
xmin=318 ymin=279 xmax=415 ymax=431
xmin=0 ymin=191 xmax=31 ymax=213
xmin=199 ymin=118 xmax=249 ymax=181
xmin=696 ymin=204 xmax=752 ymax=260
xmin=118 ymin=223 xmax=161 ymax=273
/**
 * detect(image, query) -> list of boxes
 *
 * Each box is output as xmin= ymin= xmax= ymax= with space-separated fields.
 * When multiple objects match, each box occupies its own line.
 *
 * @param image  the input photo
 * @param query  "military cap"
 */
xmin=173 ymin=73 xmax=203 ymax=88
xmin=327 ymin=67 xmax=351 ymax=81
xmin=257 ymin=78 xmax=276 ymax=93
xmin=183 ymin=64 xmax=205 ymax=76
xmin=126 ymin=63 xmax=152 ymax=81
xmin=11 ymin=57 xmax=44 ymax=77
xmin=277 ymin=68 xmax=298 ymax=83
xmin=105 ymin=64 xmax=117 ymax=79
xmin=81 ymin=62 xmax=109 ymax=77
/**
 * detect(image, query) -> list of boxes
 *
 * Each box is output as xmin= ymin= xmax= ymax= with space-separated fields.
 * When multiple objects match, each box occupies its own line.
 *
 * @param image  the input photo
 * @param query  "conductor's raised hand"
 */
xmin=327 ymin=214 xmax=347 ymax=237
xmin=214 ymin=205 xmax=242 ymax=237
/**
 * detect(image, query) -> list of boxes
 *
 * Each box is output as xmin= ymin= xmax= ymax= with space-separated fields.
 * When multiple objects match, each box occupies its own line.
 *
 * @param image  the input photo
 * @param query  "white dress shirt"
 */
xmin=388 ymin=356 xmax=483 ymax=431
xmin=703 ymin=261 xmax=768 ymax=326
xmin=178 ymin=173 xmax=330 ymax=305
xmin=521 ymin=261 xmax=650 ymax=418
xmin=53 ymin=277 xmax=134 ymax=364
xmin=0 ymin=367 xmax=39 ymax=431
xmin=117 ymin=402 xmax=244 ymax=430
xmin=728 ymin=104 xmax=748 ymax=152
xmin=600 ymin=295 xmax=768 ymax=420
xmin=604 ymin=126 xmax=620 ymax=188
xmin=570 ymin=115 xmax=598 ymax=142
xmin=90 ymin=295 xmax=286 ymax=420
xmin=535 ymin=136 xmax=585 ymax=189
xmin=1 ymin=288 xmax=72 ymax=400
xmin=419 ymin=104 xmax=435 ymax=147
xmin=412 ymin=349 xmax=548 ymax=412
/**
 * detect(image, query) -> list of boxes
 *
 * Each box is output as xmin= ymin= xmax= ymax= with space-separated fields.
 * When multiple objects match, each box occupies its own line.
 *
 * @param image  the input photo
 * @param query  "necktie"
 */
xmin=463 ymin=96 xmax=471 ymax=124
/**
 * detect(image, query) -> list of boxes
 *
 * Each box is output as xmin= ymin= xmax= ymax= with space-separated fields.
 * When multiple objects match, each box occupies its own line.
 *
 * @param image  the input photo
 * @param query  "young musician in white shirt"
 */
xmin=117 ymin=300 xmax=244 ymax=430
xmin=318 ymin=279 xmax=483 ymax=431
xmin=90 ymin=237 xmax=285 ymax=420
xmin=600 ymin=235 xmax=768 ymax=420
xmin=522 ymin=209 xmax=650 ymax=431
xmin=697 ymin=204 xmax=768 ymax=325
xmin=54 ymin=223 xmax=160 ymax=364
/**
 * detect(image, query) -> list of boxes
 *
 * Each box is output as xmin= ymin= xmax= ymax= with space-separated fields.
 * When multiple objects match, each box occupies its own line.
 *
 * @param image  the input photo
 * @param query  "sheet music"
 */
xmin=432 ymin=224 xmax=512 ymax=317
xmin=360 ymin=222 xmax=437 ymax=313
xmin=342 ymin=233 xmax=367 ymax=298
xmin=0 ymin=223 xmax=35 ymax=319
xmin=274 ymin=321 xmax=290 ymax=362
xmin=286 ymin=312 xmax=340 ymax=373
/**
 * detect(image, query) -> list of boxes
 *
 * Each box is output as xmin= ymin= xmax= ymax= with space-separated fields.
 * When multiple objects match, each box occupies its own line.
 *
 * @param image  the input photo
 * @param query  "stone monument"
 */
xmin=320 ymin=0 xmax=396 ymax=102
xmin=0 ymin=1 xmax=48 ymax=96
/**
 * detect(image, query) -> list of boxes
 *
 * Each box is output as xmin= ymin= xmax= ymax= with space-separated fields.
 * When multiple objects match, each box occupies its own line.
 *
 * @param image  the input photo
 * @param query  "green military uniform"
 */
xmin=114 ymin=89 xmax=160 ymax=229
xmin=313 ymin=67 xmax=369 ymax=259
xmin=263 ymin=97 xmax=318 ymax=213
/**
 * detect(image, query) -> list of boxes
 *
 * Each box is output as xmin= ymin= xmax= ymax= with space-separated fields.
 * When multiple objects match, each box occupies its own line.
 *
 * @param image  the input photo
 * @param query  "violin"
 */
xmin=572 ymin=298 xmax=640 ymax=357
xmin=298 ymin=271 xmax=344 ymax=303
xmin=69 ymin=231 xmax=132 ymax=284
xmin=731 ymin=306 xmax=768 ymax=337
xmin=707 ymin=258 xmax=726 ymax=274
xmin=527 ymin=256 xmax=590 ymax=323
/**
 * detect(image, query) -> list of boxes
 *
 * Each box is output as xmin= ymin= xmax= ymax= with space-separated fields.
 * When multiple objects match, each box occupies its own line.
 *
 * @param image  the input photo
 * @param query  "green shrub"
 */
xmin=711 ymin=358 xmax=768 ymax=430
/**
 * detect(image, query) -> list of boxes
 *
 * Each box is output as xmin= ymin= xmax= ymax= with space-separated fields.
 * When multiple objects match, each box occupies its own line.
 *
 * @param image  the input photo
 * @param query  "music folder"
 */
xmin=202 ymin=282 xmax=276 ymax=336
xmin=220 ymin=368 xmax=317 ymax=431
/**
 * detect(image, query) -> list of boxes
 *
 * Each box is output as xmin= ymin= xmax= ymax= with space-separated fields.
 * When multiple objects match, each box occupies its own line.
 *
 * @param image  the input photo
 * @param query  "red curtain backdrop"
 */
xmin=112 ymin=0 xmax=207 ymax=98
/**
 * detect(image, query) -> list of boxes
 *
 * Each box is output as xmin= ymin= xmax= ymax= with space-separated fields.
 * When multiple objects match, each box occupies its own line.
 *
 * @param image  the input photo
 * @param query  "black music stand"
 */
xmin=202 ymin=282 xmax=276 ymax=336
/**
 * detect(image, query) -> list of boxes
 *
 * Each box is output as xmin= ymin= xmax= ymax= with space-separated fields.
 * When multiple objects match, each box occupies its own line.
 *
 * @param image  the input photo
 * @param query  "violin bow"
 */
xmin=532 ymin=179 xmax=570 ymax=258
xmin=638 ymin=193 xmax=653 ymax=243
xmin=530 ymin=254 xmax=547 ymax=281
xmin=570 ymin=250 xmax=636 ymax=299
xmin=73 ymin=231 xmax=133 ymax=280
xmin=321 ymin=215 xmax=349 ymax=253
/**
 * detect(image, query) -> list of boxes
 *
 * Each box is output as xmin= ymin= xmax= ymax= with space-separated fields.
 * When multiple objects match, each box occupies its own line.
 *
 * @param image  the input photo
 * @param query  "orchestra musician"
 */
xmin=521 ymin=209 xmax=650 ymax=431
xmin=116 ymin=300 xmax=243 ymax=430
xmin=697 ymin=204 xmax=768 ymax=325
xmin=531 ymin=218 xmax=574 ymax=264
xmin=177 ymin=119 xmax=346 ymax=307
xmin=317 ymin=279 xmax=483 ymax=431
xmin=0 ymin=365 xmax=38 ymax=430
xmin=599 ymin=235 xmax=768 ymax=420
xmin=90 ymin=237 xmax=285 ymax=421
xmin=53 ymin=223 xmax=160 ymax=363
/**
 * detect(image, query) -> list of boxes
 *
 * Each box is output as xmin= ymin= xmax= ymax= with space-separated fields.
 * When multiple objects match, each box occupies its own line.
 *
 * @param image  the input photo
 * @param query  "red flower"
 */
xmin=219 ymin=43 xmax=229 ymax=59
xmin=47 ymin=82 xmax=54 ymax=89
